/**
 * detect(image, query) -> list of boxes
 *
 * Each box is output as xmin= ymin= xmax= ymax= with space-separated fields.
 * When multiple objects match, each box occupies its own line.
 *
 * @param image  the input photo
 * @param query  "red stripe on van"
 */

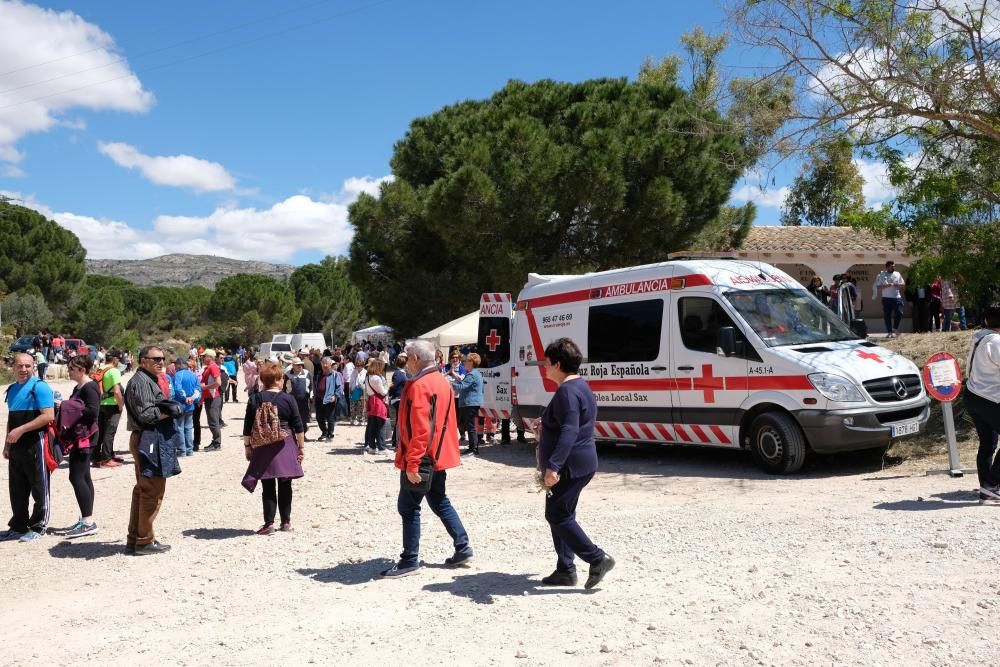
xmin=725 ymin=376 xmax=813 ymax=391
xmin=523 ymin=304 xmax=559 ymax=392
xmin=654 ymin=423 xmax=674 ymax=441
xmin=607 ymin=422 xmax=625 ymax=439
xmin=587 ymin=378 xmax=692 ymax=392
xmin=673 ymin=424 xmax=692 ymax=442
xmin=622 ymin=423 xmax=641 ymax=440
xmin=710 ymin=425 xmax=732 ymax=445
xmin=689 ymin=424 xmax=710 ymax=443
xmin=523 ymin=274 xmax=713 ymax=309
xmin=594 ymin=422 xmax=608 ymax=438
xmin=638 ymin=422 xmax=656 ymax=440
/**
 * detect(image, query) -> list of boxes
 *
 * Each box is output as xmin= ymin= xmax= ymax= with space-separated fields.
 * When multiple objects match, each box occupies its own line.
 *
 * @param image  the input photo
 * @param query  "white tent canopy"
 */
xmin=418 ymin=311 xmax=478 ymax=350
xmin=351 ymin=324 xmax=394 ymax=345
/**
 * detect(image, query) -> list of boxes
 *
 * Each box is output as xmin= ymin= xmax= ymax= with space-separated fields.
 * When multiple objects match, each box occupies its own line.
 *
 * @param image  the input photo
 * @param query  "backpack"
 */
xmin=6 ymin=379 xmax=62 ymax=472
xmin=249 ymin=395 xmax=288 ymax=448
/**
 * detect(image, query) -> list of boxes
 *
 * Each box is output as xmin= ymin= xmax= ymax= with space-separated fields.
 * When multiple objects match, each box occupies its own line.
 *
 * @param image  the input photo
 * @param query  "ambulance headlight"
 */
xmin=808 ymin=373 xmax=864 ymax=402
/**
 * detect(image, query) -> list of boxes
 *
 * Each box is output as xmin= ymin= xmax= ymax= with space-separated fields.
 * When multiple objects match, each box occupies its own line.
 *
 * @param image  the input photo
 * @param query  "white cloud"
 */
xmin=0 ymin=1 xmax=153 ymax=168
xmin=2 ymin=175 xmax=387 ymax=262
xmin=336 ymin=175 xmax=393 ymax=202
xmin=98 ymin=141 xmax=237 ymax=193
xmin=729 ymin=183 xmax=790 ymax=209
xmin=853 ymin=158 xmax=896 ymax=204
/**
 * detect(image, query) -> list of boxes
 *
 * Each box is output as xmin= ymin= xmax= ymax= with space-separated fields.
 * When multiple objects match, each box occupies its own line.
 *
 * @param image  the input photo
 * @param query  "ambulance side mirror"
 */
xmin=717 ymin=326 xmax=737 ymax=358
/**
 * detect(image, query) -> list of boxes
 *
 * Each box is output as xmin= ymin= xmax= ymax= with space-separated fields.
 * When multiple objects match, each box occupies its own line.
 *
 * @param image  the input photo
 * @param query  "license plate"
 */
xmin=891 ymin=420 xmax=920 ymax=437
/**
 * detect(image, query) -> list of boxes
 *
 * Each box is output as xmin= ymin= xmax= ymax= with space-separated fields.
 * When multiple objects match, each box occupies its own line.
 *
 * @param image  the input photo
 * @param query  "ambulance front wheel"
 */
xmin=748 ymin=412 xmax=807 ymax=475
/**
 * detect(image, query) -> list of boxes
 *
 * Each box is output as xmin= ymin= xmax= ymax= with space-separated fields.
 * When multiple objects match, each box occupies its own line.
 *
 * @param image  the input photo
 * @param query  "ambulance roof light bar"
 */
xmin=666 ymin=250 xmax=738 ymax=261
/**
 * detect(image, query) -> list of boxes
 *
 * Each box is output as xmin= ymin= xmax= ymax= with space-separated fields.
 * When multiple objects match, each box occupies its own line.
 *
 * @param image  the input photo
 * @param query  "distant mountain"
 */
xmin=85 ymin=253 xmax=295 ymax=289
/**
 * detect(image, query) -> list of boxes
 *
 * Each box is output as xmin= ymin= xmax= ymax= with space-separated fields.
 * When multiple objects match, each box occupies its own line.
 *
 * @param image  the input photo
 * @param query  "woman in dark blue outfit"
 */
xmin=538 ymin=337 xmax=615 ymax=589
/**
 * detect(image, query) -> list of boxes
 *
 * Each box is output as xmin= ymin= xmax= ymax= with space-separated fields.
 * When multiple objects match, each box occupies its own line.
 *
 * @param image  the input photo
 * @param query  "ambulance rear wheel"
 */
xmin=748 ymin=412 xmax=807 ymax=475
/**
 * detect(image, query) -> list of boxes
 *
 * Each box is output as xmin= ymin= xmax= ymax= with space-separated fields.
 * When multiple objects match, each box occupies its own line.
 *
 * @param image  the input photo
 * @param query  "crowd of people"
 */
xmin=3 ymin=335 xmax=603 ymax=586
xmin=805 ymin=260 xmax=975 ymax=338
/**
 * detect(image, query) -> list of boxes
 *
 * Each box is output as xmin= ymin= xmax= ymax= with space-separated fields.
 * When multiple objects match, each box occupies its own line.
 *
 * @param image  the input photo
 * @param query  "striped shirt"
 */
xmin=125 ymin=368 xmax=167 ymax=432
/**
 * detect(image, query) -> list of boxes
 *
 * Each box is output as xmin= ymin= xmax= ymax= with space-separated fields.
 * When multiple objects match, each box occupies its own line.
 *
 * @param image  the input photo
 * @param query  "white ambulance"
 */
xmin=477 ymin=254 xmax=930 ymax=474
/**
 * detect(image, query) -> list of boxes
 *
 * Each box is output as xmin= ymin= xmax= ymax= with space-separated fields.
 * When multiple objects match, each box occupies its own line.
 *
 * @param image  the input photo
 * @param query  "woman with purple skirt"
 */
xmin=242 ymin=361 xmax=305 ymax=535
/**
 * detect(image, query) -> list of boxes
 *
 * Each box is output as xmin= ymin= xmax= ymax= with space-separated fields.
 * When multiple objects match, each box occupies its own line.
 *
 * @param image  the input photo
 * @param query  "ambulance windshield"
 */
xmin=724 ymin=289 xmax=860 ymax=347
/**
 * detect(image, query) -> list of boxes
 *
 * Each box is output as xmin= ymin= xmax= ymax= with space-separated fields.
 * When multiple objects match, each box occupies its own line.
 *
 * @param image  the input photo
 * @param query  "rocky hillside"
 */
xmin=85 ymin=254 xmax=295 ymax=288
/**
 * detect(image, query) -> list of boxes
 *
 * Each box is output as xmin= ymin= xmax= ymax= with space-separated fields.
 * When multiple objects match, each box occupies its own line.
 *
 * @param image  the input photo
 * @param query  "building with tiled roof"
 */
xmin=732 ymin=226 xmax=919 ymax=332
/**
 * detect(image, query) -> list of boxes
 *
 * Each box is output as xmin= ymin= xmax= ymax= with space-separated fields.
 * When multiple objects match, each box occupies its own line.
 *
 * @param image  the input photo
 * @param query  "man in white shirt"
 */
xmin=964 ymin=306 xmax=1000 ymax=502
xmin=872 ymin=260 xmax=906 ymax=337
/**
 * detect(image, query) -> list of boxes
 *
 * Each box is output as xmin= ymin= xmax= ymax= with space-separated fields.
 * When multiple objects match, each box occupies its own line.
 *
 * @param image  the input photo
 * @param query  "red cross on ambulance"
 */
xmin=855 ymin=349 xmax=884 ymax=363
xmin=485 ymin=329 xmax=502 ymax=352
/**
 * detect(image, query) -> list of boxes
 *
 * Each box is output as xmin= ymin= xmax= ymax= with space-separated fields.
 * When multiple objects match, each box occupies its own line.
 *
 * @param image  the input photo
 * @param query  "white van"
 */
xmin=478 ymin=254 xmax=930 ymax=474
xmin=257 ymin=341 xmax=292 ymax=360
xmin=289 ymin=333 xmax=327 ymax=353
xmin=272 ymin=334 xmax=294 ymax=344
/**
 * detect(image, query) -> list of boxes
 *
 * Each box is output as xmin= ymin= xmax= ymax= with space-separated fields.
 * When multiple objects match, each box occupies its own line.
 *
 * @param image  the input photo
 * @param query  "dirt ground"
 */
xmin=2 ymin=375 xmax=999 ymax=667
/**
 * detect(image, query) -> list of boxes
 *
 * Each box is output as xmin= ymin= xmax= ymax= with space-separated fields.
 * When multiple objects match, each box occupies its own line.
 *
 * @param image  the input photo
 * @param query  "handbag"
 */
xmin=400 ymin=395 xmax=450 ymax=494
xmin=366 ymin=377 xmax=388 ymax=419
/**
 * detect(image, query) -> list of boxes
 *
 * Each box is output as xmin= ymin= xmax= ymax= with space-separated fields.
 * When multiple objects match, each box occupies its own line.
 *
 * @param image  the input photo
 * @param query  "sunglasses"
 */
xmin=143 ymin=356 xmax=165 ymax=362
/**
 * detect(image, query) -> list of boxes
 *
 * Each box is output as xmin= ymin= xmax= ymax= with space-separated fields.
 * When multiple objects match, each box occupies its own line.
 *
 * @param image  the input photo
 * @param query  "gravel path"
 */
xmin=1 ymin=377 xmax=998 ymax=666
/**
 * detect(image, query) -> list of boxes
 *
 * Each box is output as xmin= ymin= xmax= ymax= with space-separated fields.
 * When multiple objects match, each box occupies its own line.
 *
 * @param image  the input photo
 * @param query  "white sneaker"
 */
xmin=978 ymin=486 xmax=1000 ymax=501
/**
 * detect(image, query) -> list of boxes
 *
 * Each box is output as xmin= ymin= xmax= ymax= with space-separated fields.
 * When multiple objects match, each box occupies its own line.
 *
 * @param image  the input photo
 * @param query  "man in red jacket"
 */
xmin=380 ymin=340 xmax=473 ymax=578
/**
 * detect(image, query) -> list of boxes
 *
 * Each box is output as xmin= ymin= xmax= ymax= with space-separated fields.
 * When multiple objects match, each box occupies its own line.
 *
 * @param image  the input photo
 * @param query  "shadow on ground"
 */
xmin=297 ymin=558 xmax=395 ymax=585
xmin=475 ymin=439 xmax=904 ymax=481
xmin=422 ymin=571 xmax=593 ymax=604
xmin=181 ymin=527 xmax=255 ymax=540
xmin=48 ymin=540 xmax=125 ymax=559
xmin=874 ymin=489 xmax=985 ymax=511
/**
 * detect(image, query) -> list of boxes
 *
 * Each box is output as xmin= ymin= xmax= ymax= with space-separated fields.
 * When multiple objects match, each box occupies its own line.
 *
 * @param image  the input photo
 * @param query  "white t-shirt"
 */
xmin=967 ymin=330 xmax=1000 ymax=401
xmin=873 ymin=270 xmax=905 ymax=300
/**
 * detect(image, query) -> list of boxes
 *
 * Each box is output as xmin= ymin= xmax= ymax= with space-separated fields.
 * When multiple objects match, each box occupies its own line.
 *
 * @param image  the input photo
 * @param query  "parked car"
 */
xmin=8 ymin=335 xmax=36 ymax=354
xmin=63 ymin=338 xmax=97 ymax=361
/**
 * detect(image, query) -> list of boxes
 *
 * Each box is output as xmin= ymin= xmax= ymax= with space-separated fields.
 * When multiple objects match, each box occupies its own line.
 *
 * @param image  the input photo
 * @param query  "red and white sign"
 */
xmin=479 ymin=292 xmax=512 ymax=317
xmin=923 ymin=352 xmax=962 ymax=402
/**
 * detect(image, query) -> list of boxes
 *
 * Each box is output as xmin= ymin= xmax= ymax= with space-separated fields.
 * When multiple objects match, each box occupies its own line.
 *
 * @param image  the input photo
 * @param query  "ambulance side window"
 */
xmin=677 ymin=297 xmax=759 ymax=361
xmin=587 ymin=298 xmax=663 ymax=363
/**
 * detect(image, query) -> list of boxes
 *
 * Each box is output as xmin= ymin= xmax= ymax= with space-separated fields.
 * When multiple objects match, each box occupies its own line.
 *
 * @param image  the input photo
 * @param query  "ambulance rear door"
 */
xmin=477 ymin=293 xmax=513 ymax=424
xmin=669 ymin=289 xmax=755 ymax=448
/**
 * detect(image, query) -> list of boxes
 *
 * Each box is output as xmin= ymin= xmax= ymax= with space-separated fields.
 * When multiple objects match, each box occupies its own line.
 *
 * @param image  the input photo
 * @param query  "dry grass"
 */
xmin=879 ymin=330 xmax=981 ymax=467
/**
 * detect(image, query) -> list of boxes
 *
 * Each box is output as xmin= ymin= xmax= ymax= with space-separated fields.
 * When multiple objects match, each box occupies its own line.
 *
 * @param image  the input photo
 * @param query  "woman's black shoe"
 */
xmin=585 ymin=554 xmax=615 ymax=589
xmin=541 ymin=570 xmax=578 ymax=586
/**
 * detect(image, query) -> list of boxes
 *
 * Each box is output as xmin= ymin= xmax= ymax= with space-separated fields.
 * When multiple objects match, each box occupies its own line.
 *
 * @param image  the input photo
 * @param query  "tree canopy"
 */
xmin=349 ymin=76 xmax=755 ymax=334
xmin=289 ymin=257 xmax=369 ymax=343
xmin=0 ymin=198 xmax=86 ymax=310
xmin=208 ymin=274 xmax=300 ymax=342
xmin=730 ymin=0 xmax=1000 ymax=302
xmin=781 ymin=139 xmax=866 ymax=226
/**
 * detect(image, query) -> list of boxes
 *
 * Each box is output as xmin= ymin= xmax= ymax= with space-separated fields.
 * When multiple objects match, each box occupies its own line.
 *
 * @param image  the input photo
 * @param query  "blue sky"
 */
xmin=0 ymin=0 xmax=892 ymax=265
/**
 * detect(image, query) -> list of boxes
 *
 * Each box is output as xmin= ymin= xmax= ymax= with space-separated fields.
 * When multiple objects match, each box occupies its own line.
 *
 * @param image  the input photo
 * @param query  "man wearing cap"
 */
xmin=285 ymin=357 xmax=313 ymax=438
xmin=299 ymin=348 xmax=315 ymax=378
xmin=93 ymin=349 xmax=126 ymax=468
xmin=200 ymin=349 xmax=223 ymax=452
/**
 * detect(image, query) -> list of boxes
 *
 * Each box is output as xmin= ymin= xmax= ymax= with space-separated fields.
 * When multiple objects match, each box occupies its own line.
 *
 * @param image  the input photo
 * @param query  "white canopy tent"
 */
xmin=418 ymin=311 xmax=479 ymax=351
xmin=351 ymin=324 xmax=395 ymax=345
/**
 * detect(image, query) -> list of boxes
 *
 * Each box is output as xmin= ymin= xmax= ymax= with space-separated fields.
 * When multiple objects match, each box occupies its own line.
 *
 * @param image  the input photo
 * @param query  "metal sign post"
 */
xmin=924 ymin=352 xmax=976 ymax=478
